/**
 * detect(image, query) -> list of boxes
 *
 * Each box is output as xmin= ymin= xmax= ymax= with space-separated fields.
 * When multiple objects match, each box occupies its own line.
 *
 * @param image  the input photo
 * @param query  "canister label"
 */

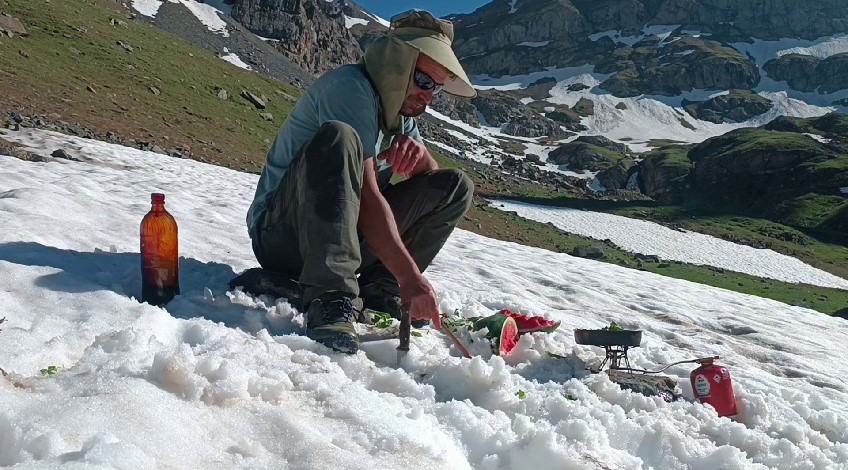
xmin=695 ymin=374 xmax=710 ymax=396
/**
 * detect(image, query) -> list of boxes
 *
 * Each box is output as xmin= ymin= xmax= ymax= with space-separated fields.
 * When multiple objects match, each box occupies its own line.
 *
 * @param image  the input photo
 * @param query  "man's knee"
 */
xmin=434 ymin=168 xmax=474 ymax=210
xmin=306 ymin=121 xmax=365 ymax=166
xmin=316 ymin=120 xmax=359 ymax=142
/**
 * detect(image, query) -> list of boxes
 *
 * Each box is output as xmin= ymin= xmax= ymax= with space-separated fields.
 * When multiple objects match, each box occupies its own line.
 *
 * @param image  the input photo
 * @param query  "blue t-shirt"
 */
xmin=247 ymin=64 xmax=421 ymax=237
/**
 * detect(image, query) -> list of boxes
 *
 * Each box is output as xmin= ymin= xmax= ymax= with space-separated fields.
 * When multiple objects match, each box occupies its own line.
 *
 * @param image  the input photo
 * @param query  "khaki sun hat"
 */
xmin=389 ymin=10 xmax=476 ymax=98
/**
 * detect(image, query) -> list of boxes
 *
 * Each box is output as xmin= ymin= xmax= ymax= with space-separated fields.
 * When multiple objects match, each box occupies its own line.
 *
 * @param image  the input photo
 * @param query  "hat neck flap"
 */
xmin=363 ymin=36 xmax=419 ymax=135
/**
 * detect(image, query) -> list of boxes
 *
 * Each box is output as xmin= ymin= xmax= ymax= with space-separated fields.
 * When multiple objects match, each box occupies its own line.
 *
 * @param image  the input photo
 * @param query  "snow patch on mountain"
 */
xmin=220 ymin=50 xmax=252 ymax=70
xmin=344 ymin=15 xmax=368 ymax=29
xmin=477 ymin=66 xmax=829 ymax=150
xmin=131 ymin=0 xmax=162 ymax=16
xmin=472 ymin=65 xmax=600 ymax=90
xmin=589 ymin=25 xmax=681 ymax=46
xmin=773 ymin=35 xmax=848 ymax=60
xmin=755 ymin=75 xmax=848 ymax=107
xmin=804 ymin=133 xmax=831 ymax=143
xmin=132 ymin=0 xmax=230 ymax=37
xmin=734 ymin=35 xmax=848 ymax=65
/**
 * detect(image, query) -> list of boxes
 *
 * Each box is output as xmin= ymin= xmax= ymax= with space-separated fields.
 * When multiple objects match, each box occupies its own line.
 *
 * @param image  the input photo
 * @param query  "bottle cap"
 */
xmin=151 ymin=193 xmax=165 ymax=203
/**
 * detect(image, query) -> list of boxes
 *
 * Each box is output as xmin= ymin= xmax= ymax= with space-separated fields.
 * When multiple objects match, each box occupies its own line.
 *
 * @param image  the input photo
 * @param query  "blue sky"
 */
xmin=354 ymin=0 xmax=492 ymax=20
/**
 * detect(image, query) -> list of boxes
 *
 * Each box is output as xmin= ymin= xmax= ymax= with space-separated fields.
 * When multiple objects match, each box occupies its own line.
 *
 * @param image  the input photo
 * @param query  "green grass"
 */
xmin=644 ymin=145 xmax=694 ymax=169
xmin=771 ymin=194 xmax=848 ymax=230
xmin=0 ymin=0 xmax=300 ymax=170
xmin=735 ymin=131 xmax=823 ymax=154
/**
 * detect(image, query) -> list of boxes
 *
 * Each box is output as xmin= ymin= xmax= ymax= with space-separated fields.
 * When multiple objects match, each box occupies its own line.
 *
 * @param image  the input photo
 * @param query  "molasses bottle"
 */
xmin=140 ymin=193 xmax=180 ymax=305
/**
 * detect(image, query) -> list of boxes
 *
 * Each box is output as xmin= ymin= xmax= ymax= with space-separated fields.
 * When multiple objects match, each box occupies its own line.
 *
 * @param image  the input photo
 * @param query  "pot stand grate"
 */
xmin=599 ymin=345 xmax=633 ymax=371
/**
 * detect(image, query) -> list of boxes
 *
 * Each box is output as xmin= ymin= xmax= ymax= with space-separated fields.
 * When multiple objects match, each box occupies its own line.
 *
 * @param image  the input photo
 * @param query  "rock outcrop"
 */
xmin=687 ymin=127 xmax=845 ymax=212
xmin=231 ymin=0 xmax=361 ymax=74
xmin=763 ymin=53 xmax=848 ymax=94
xmin=598 ymin=37 xmax=759 ymax=97
xmin=548 ymin=141 xmax=626 ymax=172
xmin=473 ymin=90 xmax=567 ymax=138
xmin=683 ymin=90 xmax=773 ymax=123
xmin=637 ymin=146 xmax=694 ymax=203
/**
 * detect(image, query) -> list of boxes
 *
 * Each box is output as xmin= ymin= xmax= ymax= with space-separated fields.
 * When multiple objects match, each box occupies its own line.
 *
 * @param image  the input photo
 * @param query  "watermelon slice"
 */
xmin=498 ymin=316 xmax=519 ymax=356
xmin=499 ymin=309 xmax=561 ymax=333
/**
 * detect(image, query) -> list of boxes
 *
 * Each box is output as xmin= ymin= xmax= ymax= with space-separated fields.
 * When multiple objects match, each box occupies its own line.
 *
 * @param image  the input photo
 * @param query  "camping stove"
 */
xmin=574 ymin=328 xmax=642 ymax=372
xmin=573 ymin=328 xmax=692 ymax=402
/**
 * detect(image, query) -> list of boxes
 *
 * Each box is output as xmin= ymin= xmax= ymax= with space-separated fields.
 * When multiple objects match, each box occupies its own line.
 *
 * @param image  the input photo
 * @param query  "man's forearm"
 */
xmin=359 ymin=177 xmax=421 ymax=286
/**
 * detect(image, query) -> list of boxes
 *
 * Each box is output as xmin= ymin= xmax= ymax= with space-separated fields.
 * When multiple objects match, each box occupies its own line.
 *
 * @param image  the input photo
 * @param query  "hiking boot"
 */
xmin=305 ymin=291 xmax=360 ymax=354
xmin=359 ymin=282 xmax=430 ymax=329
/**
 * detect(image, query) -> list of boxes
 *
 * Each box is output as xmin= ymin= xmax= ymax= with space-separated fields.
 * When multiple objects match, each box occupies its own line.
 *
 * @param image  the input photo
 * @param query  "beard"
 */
xmin=400 ymin=99 xmax=427 ymax=117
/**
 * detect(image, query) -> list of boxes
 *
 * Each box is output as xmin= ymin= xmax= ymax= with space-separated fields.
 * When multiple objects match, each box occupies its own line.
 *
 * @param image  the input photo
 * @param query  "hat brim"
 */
xmin=396 ymin=35 xmax=476 ymax=98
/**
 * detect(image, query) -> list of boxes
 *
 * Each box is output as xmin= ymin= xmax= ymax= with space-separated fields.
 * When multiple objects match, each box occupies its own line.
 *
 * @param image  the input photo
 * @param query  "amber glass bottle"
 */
xmin=140 ymin=193 xmax=180 ymax=305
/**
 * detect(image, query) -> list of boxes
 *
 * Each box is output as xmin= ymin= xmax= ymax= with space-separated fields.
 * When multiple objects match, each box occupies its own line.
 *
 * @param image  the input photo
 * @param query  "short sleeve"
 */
xmin=315 ymin=77 xmax=380 ymax=157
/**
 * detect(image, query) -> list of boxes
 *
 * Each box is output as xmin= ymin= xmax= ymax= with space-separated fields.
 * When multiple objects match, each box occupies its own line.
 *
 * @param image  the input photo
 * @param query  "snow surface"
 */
xmin=2 ymin=128 xmax=848 ymax=469
xmin=489 ymin=200 xmax=848 ymax=290
xmin=508 ymin=0 xmax=519 ymax=14
xmin=841 ymin=187 xmax=848 ymax=194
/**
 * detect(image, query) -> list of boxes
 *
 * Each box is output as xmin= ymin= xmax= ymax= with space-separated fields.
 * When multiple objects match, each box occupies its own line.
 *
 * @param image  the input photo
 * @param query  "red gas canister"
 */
xmin=690 ymin=357 xmax=738 ymax=417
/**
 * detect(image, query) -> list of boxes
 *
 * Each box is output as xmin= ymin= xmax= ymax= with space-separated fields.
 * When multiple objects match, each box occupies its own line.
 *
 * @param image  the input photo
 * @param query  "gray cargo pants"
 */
xmin=252 ymin=121 xmax=474 ymax=305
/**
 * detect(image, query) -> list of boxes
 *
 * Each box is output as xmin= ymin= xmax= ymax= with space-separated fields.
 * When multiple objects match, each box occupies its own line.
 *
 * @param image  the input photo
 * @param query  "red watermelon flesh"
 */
xmin=499 ymin=316 xmax=519 ymax=355
xmin=500 ymin=309 xmax=561 ymax=333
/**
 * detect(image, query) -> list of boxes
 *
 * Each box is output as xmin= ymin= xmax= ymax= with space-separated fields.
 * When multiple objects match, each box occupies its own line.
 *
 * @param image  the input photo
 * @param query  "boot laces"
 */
xmin=324 ymin=296 xmax=356 ymax=324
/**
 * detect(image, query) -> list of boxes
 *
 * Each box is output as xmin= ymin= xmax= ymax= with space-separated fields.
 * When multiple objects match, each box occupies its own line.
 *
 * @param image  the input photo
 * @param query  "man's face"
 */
xmin=400 ymin=54 xmax=451 ymax=117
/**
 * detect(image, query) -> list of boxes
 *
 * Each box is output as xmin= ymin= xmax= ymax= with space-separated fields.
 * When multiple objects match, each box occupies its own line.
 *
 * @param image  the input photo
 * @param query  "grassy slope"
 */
xmin=0 ymin=0 xmax=299 ymax=171
xmin=2 ymin=0 xmax=846 ymax=315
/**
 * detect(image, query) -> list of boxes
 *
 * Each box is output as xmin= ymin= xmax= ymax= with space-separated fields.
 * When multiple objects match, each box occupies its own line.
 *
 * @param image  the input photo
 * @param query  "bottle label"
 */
xmin=695 ymin=374 xmax=710 ymax=396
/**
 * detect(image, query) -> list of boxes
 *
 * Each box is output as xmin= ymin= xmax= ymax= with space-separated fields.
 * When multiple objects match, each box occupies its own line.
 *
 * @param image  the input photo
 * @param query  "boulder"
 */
xmin=637 ymin=146 xmax=694 ymax=204
xmin=548 ymin=141 xmax=625 ymax=172
xmin=764 ymin=52 xmax=848 ymax=93
xmin=683 ymin=90 xmax=773 ymax=123
xmin=0 ymin=17 xmax=27 ymax=37
xmin=572 ymin=245 xmax=604 ymax=259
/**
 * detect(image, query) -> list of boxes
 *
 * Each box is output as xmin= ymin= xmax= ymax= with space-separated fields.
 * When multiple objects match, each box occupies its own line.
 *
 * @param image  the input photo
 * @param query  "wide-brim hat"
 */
xmin=389 ymin=10 xmax=476 ymax=98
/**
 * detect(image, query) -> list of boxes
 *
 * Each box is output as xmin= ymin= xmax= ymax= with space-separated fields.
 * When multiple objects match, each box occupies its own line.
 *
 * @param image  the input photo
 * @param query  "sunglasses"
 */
xmin=413 ymin=69 xmax=444 ymax=95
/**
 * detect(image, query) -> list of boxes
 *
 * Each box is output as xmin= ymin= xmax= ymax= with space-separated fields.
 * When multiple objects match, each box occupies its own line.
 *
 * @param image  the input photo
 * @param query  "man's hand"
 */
xmin=378 ymin=135 xmax=427 ymax=177
xmin=399 ymin=274 xmax=443 ymax=329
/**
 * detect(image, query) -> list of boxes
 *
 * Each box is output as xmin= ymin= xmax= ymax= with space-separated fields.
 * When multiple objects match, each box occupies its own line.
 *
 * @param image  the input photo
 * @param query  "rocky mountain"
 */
xmin=449 ymin=0 xmax=848 ymax=97
xmin=230 ymin=0 xmax=362 ymax=74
